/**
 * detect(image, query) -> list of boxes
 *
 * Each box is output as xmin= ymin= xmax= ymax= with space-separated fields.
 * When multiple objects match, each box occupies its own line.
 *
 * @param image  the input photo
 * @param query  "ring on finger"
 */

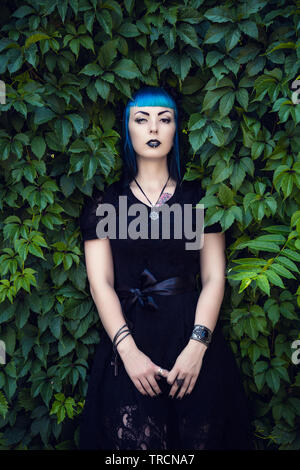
xmin=176 ymin=377 xmax=184 ymax=387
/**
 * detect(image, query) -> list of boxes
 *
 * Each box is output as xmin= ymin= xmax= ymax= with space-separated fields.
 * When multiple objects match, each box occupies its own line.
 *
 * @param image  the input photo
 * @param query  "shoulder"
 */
xmin=79 ymin=180 xmax=120 ymax=223
xmin=79 ymin=188 xmax=103 ymax=235
xmin=79 ymin=180 xmax=123 ymax=240
xmin=87 ymin=179 xmax=121 ymax=207
xmin=105 ymin=179 xmax=122 ymax=194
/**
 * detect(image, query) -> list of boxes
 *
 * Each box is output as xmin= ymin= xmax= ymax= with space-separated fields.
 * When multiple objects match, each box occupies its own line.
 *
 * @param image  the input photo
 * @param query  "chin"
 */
xmin=145 ymin=145 xmax=171 ymax=154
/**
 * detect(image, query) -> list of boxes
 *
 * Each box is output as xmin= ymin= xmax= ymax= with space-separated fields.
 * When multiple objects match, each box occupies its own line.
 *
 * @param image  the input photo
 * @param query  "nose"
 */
xmin=149 ymin=118 xmax=158 ymax=134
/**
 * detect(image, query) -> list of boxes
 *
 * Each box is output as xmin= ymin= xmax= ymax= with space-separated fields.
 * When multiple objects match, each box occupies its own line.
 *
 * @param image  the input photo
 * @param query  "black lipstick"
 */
xmin=147 ymin=139 xmax=161 ymax=148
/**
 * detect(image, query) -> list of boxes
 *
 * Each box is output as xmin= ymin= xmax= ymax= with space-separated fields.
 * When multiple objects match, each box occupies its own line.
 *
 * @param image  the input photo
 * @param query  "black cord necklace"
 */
xmin=133 ymin=175 xmax=170 ymax=220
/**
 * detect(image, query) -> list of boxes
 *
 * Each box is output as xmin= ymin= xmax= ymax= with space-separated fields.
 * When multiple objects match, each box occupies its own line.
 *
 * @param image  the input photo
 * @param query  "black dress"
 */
xmin=78 ymin=178 xmax=253 ymax=450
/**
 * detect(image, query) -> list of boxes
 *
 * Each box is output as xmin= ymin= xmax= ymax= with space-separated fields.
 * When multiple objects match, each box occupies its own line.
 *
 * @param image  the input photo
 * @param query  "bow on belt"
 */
xmin=111 ymin=268 xmax=197 ymax=376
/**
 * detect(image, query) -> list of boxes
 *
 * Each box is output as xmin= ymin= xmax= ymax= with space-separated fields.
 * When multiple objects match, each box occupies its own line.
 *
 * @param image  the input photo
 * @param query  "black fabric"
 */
xmin=112 ymin=268 xmax=198 ymax=377
xmin=78 ymin=179 xmax=253 ymax=450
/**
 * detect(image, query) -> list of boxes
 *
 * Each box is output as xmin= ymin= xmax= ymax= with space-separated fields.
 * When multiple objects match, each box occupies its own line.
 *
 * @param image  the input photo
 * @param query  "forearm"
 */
xmin=194 ymin=276 xmax=225 ymax=331
xmin=188 ymin=277 xmax=225 ymax=355
xmin=90 ymin=284 xmax=138 ymax=357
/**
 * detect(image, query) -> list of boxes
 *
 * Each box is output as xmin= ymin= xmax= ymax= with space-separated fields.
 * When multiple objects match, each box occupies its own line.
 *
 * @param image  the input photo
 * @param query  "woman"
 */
xmin=79 ymin=86 xmax=253 ymax=450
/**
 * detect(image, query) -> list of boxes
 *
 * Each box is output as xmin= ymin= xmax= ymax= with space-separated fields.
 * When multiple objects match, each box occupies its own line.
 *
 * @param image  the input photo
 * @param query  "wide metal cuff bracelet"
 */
xmin=190 ymin=324 xmax=212 ymax=347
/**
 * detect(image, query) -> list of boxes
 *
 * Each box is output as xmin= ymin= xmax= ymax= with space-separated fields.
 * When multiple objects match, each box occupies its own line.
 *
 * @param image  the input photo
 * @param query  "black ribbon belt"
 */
xmin=110 ymin=268 xmax=198 ymax=376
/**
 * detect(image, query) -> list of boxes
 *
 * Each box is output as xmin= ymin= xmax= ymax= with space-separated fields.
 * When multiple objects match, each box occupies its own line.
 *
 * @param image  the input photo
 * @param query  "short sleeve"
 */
xmin=79 ymin=181 xmax=120 ymax=241
xmin=79 ymin=190 xmax=105 ymax=241
xmin=193 ymin=182 xmax=222 ymax=233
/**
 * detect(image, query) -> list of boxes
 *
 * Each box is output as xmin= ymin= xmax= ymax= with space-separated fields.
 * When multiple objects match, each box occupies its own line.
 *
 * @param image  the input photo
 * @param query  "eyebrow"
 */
xmin=134 ymin=110 xmax=172 ymax=116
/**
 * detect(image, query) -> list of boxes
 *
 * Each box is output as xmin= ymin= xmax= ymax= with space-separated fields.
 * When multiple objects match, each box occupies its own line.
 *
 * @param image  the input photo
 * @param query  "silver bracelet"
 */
xmin=190 ymin=324 xmax=212 ymax=347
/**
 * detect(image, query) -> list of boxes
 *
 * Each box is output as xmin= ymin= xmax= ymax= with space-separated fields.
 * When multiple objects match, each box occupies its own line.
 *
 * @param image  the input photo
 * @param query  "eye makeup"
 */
xmin=134 ymin=118 xmax=172 ymax=123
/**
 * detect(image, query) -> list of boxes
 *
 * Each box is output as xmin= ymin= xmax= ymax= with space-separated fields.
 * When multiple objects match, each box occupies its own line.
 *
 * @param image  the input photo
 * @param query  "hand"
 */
xmin=166 ymin=340 xmax=207 ymax=399
xmin=120 ymin=346 xmax=169 ymax=397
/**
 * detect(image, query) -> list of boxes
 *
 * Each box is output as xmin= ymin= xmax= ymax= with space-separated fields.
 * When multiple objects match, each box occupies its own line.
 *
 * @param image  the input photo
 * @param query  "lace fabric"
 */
xmin=100 ymin=404 xmax=227 ymax=450
xmin=104 ymin=405 xmax=168 ymax=450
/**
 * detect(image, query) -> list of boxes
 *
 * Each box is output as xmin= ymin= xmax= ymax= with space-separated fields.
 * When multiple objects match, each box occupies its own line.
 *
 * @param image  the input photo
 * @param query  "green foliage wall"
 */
xmin=0 ymin=0 xmax=299 ymax=450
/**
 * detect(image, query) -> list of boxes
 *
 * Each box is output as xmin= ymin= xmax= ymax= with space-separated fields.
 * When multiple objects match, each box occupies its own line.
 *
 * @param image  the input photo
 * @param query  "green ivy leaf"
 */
xmin=31 ymin=136 xmax=46 ymax=159
xmin=98 ymin=40 xmax=118 ymax=69
xmin=118 ymin=22 xmax=140 ymax=37
xmin=112 ymin=59 xmax=141 ymax=79
xmin=266 ymin=369 xmax=280 ymax=394
xmin=177 ymin=24 xmax=198 ymax=48
xmin=96 ymin=9 xmax=113 ymax=37
xmin=58 ymin=335 xmax=76 ymax=357
xmin=24 ymin=33 xmax=50 ymax=49
xmin=34 ymin=107 xmax=56 ymax=125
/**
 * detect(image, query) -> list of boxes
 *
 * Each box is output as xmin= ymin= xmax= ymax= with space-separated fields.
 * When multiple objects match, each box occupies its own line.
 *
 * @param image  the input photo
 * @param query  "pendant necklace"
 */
xmin=133 ymin=175 xmax=170 ymax=220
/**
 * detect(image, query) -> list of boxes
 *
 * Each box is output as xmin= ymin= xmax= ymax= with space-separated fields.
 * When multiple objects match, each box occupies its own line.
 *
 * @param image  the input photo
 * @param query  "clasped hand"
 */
xmin=122 ymin=341 xmax=207 ymax=399
xmin=165 ymin=340 xmax=207 ymax=399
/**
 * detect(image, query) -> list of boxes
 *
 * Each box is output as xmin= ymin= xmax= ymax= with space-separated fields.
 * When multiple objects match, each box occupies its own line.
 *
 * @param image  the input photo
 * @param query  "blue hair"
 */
xmin=121 ymin=87 xmax=181 ymax=186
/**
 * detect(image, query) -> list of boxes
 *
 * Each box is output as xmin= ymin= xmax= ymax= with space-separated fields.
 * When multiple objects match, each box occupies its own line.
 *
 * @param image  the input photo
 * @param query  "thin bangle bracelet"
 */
xmin=114 ymin=331 xmax=132 ymax=351
xmin=113 ymin=324 xmax=129 ymax=344
xmin=113 ymin=329 xmax=131 ymax=349
xmin=113 ymin=329 xmax=130 ymax=349
xmin=113 ymin=323 xmax=127 ymax=338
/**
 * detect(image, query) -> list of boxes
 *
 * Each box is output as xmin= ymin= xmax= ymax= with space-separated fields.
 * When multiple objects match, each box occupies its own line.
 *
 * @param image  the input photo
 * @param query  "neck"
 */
xmin=133 ymin=155 xmax=171 ymax=190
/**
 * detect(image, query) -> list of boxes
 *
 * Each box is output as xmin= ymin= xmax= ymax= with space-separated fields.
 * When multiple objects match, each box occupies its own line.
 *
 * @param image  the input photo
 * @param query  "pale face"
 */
xmin=128 ymin=106 xmax=176 ymax=159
